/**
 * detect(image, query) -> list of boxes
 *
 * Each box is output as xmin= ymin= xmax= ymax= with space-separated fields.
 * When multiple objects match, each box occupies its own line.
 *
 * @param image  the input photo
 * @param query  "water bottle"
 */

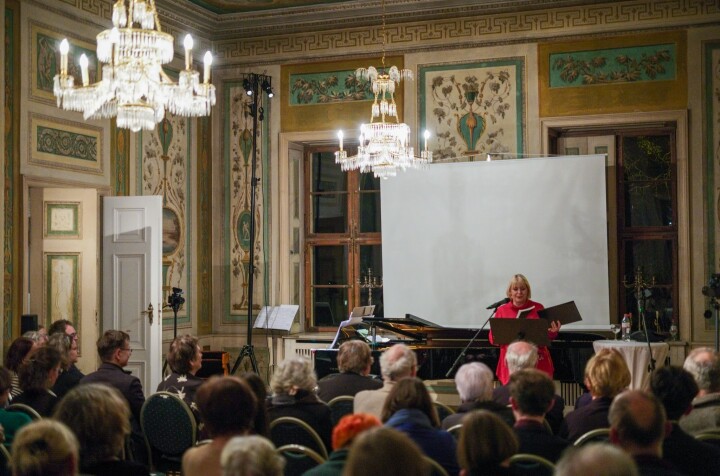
xmin=669 ymin=321 xmax=678 ymax=341
xmin=621 ymin=313 xmax=631 ymax=341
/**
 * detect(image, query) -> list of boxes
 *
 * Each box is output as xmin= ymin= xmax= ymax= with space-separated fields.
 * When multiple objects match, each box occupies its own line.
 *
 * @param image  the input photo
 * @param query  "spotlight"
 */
xmin=262 ymin=79 xmax=274 ymax=98
xmin=243 ymin=78 xmax=253 ymax=96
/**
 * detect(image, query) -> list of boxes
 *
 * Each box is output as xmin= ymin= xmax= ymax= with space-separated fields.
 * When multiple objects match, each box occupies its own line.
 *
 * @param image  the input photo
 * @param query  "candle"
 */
xmin=338 ymin=130 xmax=344 ymax=151
xmin=423 ymin=130 xmax=430 ymax=151
xmin=184 ymin=34 xmax=193 ymax=70
xmin=59 ymin=39 xmax=69 ymax=75
xmin=203 ymin=51 xmax=212 ymax=84
xmin=79 ymin=54 xmax=89 ymax=86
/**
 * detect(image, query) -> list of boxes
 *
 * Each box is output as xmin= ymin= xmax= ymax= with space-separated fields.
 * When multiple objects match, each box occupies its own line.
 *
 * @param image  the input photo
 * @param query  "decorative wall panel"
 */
xmin=707 ymin=41 xmax=720 ymax=275
xmin=196 ymin=116 xmax=212 ymax=335
xmin=44 ymin=253 xmax=80 ymax=325
xmin=44 ymin=202 xmax=81 ymax=239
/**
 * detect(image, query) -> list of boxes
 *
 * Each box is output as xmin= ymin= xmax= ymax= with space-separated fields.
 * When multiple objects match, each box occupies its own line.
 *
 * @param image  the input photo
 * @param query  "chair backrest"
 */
xmin=423 ymin=456 xmax=449 ymax=476
xmin=269 ymin=416 xmax=329 ymax=459
xmin=327 ymin=395 xmax=355 ymax=427
xmin=0 ymin=444 xmax=11 ymax=476
xmin=140 ymin=391 xmax=197 ymax=457
xmin=573 ymin=428 xmax=611 ymax=446
xmin=433 ymin=402 xmax=455 ymax=422
xmin=509 ymin=453 xmax=555 ymax=476
xmin=7 ymin=403 xmax=42 ymax=421
xmin=276 ymin=444 xmax=325 ymax=476
xmin=695 ymin=431 xmax=720 ymax=448
xmin=447 ymin=424 xmax=462 ymax=439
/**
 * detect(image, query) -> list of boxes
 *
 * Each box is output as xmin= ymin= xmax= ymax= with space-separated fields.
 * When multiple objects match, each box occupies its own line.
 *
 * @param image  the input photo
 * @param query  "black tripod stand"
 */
xmin=162 ymin=287 xmax=185 ymax=374
xmin=231 ymin=73 xmax=273 ymax=375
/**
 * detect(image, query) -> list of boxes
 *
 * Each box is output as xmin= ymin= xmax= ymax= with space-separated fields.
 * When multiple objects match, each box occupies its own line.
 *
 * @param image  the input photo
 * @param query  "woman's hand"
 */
xmin=549 ymin=320 xmax=562 ymax=333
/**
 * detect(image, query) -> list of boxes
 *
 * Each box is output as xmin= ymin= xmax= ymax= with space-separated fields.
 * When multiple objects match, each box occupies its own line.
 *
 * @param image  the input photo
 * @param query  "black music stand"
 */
xmin=490 ymin=318 xmax=550 ymax=346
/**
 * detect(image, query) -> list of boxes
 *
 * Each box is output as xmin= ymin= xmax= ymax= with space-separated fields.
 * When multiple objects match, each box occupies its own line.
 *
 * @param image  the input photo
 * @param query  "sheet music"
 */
xmin=516 ymin=306 xmax=535 ymax=319
xmin=254 ymin=305 xmax=299 ymax=331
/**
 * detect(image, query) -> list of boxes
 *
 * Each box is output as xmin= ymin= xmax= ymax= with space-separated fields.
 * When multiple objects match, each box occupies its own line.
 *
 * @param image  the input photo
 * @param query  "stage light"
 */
xmin=243 ymin=78 xmax=253 ymax=96
xmin=261 ymin=79 xmax=274 ymax=98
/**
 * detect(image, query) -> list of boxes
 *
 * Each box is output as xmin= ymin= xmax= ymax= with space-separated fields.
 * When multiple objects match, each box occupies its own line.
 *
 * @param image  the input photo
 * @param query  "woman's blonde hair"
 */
xmin=270 ymin=356 xmax=317 ymax=395
xmin=221 ymin=435 xmax=284 ymax=476
xmin=505 ymin=274 xmax=532 ymax=299
xmin=12 ymin=420 xmax=78 ymax=476
xmin=585 ymin=348 xmax=631 ymax=398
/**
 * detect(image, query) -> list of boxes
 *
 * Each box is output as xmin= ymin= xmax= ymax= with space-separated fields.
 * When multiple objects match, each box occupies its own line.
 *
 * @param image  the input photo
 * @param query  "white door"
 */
xmin=103 ymin=196 xmax=163 ymax=394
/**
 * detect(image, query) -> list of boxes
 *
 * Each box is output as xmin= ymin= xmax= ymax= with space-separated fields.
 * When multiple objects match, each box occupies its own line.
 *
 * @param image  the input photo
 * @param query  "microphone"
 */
xmin=486 ymin=297 xmax=510 ymax=310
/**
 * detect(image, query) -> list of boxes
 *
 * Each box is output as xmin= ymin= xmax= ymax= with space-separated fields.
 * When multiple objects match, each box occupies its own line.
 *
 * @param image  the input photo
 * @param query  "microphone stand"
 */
xmin=446 ymin=307 xmax=499 ymax=378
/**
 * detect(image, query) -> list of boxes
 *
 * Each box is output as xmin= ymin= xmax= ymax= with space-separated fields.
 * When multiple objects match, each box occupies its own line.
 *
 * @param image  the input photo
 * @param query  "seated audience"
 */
xmin=304 ymin=413 xmax=381 ymax=476
xmin=0 ymin=366 xmax=31 ymax=448
xmin=343 ymin=426 xmax=430 ymax=476
xmin=443 ymin=361 xmax=514 ymax=429
xmin=22 ymin=331 xmax=48 ymax=348
xmin=182 ymin=376 xmax=257 ymax=476
xmin=608 ymin=390 xmax=683 ymax=476
xmin=355 ymin=343 xmax=417 ymax=418
xmin=650 ymin=365 xmax=720 ymax=476
xmin=11 ymin=420 xmax=79 ymax=476
xmin=4 ymin=337 xmax=35 ymax=400
xmin=457 ymin=410 xmax=519 ymax=476
xmin=240 ymin=372 xmax=269 ymax=437
xmin=46 ymin=333 xmax=84 ymax=401
xmin=157 ymin=334 xmax=203 ymax=412
xmin=47 ymin=320 xmax=78 ymax=342
xmin=559 ymin=348 xmax=630 ymax=442
xmin=220 ymin=435 xmax=284 ymax=476
xmin=54 ymin=383 xmax=149 ymax=475
xmin=556 ymin=443 xmax=639 ymax=476
xmin=509 ymin=369 xmax=569 ymax=463
xmin=679 ymin=347 xmax=720 ymax=433
xmin=492 ymin=341 xmax=564 ymax=433
xmin=381 ymin=377 xmax=460 ymax=475
xmin=14 ymin=346 xmax=62 ymax=416
xmin=266 ymin=356 xmax=332 ymax=451
xmin=317 ymin=340 xmax=382 ymax=402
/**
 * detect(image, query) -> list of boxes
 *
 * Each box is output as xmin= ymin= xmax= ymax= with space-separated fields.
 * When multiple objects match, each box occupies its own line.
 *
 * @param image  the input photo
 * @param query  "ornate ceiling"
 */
xmin=186 ymin=0 xmax=350 ymax=15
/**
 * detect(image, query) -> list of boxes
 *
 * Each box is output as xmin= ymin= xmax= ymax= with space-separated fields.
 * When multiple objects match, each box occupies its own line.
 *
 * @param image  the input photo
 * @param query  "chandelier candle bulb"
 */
xmin=203 ymin=51 xmax=212 ymax=84
xmin=79 ymin=54 xmax=89 ymax=86
xmin=59 ymin=39 xmax=69 ymax=75
xmin=424 ymin=130 xmax=430 ymax=151
xmin=338 ymin=131 xmax=344 ymax=151
xmin=184 ymin=34 xmax=193 ymax=70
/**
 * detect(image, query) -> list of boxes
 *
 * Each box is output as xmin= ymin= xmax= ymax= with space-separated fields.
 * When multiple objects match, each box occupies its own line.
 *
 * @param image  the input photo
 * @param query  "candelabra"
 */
xmin=357 ymin=268 xmax=383 ymax=306
xmin=623 ymin=266 xmax=657 ymax=372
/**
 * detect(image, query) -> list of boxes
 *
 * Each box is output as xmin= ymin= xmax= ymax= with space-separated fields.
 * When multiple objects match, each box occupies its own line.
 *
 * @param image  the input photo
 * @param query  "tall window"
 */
xmin=618 ymin=129 xmax=677 ymax=333
xmin=304 ymin=147 xmax=383 ymax=329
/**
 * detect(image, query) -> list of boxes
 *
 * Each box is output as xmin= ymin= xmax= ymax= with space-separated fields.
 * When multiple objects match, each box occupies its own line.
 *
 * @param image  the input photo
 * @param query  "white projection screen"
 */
xmin=381 ymin=155 xmax=610 ymax=330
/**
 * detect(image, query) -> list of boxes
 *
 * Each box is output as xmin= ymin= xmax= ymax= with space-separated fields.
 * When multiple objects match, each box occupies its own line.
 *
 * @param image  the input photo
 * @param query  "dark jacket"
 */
xmin=441 ymin=400 xmax=515 ymax=429
xmin=52 ymin=364 xmax=85 ymax=400
xmin=558 ymin=396 xmax=612 ymax=442
xmin=513 ymin=419 xmax=569 ymax=463
xmin=13 ymin=389 xmax=58 ymax=417
xmin=267 ymin=390 xmax=333 ymax=452
xmin=156 ymin=372 xmax=203 ymax=412
xmin=317 ymin=372 xmax=382 ymax=402
xmin=493 ymin=384 xmax=565 ymax=434
xmin=662 ymin=423 xmax=720 ymax=476
xmin=81 ymin=459 xmax=150 ymax=476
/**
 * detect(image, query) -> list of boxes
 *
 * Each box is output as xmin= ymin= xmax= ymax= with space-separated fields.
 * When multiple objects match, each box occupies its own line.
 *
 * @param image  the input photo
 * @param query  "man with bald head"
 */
xmin=493 ymin=340 xmax=565 ymax=433
xmin=609 ymin=390 xmax=682 ymax=476
xmin=679 ymin=347 xmax=720 ymax=433
xmin=353 ymin=343 xmax=417 ymax=418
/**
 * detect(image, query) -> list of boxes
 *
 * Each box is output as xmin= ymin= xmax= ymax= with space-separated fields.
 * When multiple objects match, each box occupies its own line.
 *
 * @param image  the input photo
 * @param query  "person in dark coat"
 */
xmin=157 ymin=334 xmax=204 ymax=414
xmin=560 ymin=348 xmax=631 ymax=442
xmin=443 ymin=361 xmax=514 ymax=429
xmin=317 ymin=340 xmax=382 ymax=402
xmin=47 ymin=333 xmax=84 ymax=400
xmin=266 ymin=356 xmax=333 ymax=452
xmin=79 ymin=330 xmax=146 ymax=465
xmin=509 ymin=369 xmax=570 ymax=463
xmin=14 ymin=346 xmax=62 ymax=417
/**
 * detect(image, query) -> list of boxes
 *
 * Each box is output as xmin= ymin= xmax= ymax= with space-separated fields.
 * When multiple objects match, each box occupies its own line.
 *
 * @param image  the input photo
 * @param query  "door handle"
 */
xmin=141 ymin=303 xmax=154 ymax=325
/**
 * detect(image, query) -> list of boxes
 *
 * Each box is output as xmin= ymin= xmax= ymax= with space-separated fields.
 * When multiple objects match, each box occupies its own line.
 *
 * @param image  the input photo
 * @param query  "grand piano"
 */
xmin=313 ymin=314 xmax=604 ymax=386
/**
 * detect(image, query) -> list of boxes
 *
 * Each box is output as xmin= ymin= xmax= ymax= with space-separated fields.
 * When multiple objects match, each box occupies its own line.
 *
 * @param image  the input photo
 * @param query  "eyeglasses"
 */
xmin=68 ymin=332 xmax=78 ymax=340
xmin=120 ymin=347 xmax=133 ymax=354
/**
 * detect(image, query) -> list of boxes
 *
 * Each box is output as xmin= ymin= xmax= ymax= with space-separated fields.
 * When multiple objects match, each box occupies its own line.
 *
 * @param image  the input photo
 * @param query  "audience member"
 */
xmin=157 ymin=334 xmax=203 ymax=412
xmin=457 ymin=410 xmax=518 ymax=476
xmin=381 ymin=377 xmax=459 ymax=475
xmin=679 ymin=347 xmax=720 ymax=433
xmin=14 ymin=346 xmax=62 ymax=416
xmin=240 ymin=372 xmax=270 ymax=437
xmin=317 ymin=340 xmax=382 ymax=402
xmin=4 ymin=337 xmax=35 ymax=400
xmin=343 ymin=426 xmax=430 ymax=476
xmin=649 ymin=365 xmax=720 ymax=476
xmin=559 ymin=348 xmax=630 ymax=442
xmin=79 ymin=330 xmax=146 ymax=464
xmin=11 ymin=420 xmax=79 ymax=476
xmin=555 ymin=443 xmax=639 ymax=476
xmin=266 ymin=356 xmax=332 ymax=451
xmin=442 ymin=361 xmax=513 ymax=429
xmin=0 ymin=366 xmax=31 ymax=448
xmin=354 ymin=343 xmax=417 ymax=418
xmin=304 ymin=413 xmax=381 ymax=476
xmin=54 ymin=383 xmax=148 ymax=475
xmin=182 ymin=376 xmax=257 ymax=476
xmin=22 ymin=331 xmax=48 ymax=348
xmin=492 ymin=341 xmax=564 ymax=433
xmin=46 ymin=333 xmax=84 ymax=401
xmin=509 ymin=368 xmax=569 ymax=463
xmin=220 ymin=435 xmax=284 ymax=476
xmin=608 ymin=390 xmax=682 ymax=476
xmin=47 ymin=319 xmax=78 ymax=343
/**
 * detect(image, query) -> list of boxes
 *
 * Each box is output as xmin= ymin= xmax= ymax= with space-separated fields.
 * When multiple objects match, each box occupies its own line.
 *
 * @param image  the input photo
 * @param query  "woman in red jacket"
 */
xmin=490 ymin=274 xmax=561 ymax=384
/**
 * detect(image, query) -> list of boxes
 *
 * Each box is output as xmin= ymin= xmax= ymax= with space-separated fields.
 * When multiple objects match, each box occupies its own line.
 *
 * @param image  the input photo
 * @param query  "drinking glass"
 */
xmin=610 ymin=324 xmax=620 ymax=340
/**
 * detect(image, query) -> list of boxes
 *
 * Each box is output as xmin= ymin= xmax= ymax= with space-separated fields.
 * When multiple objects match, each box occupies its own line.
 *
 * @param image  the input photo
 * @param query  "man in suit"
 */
xmin=354 ymin=343 xmax=416 ymax=418
xmin=317 ymin=340 xmax=382 ymax=402
xmin=80 ymin=330 xmax=146 ymax=464
xmin=509 ymin=369 xmax=570 ymax=463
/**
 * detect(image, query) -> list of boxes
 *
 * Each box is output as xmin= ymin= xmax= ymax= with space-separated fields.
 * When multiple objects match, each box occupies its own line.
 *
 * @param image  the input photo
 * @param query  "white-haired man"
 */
xmin=679 ymin=347 xmax=720 ymax=433
xmin=354 ymin=343 xmax=416 ymax=418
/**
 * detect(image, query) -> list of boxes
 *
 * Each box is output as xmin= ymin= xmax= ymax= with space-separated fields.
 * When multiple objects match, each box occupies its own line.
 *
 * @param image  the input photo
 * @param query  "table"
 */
xmin=592 ymin=340 xmax=670 ymax=390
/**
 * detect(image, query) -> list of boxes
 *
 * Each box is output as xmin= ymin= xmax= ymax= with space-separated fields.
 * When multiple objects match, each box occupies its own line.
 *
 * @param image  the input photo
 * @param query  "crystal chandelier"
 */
xmin=53 ymin=0 xmax=216 ymax=132
xmin=335 ymin=0 xmax=431 ymax=179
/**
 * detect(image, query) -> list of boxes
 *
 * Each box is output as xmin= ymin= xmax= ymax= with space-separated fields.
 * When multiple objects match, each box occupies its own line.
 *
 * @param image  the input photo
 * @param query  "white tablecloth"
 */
xmin=592 ymin=340 xmax=670 ymax=390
